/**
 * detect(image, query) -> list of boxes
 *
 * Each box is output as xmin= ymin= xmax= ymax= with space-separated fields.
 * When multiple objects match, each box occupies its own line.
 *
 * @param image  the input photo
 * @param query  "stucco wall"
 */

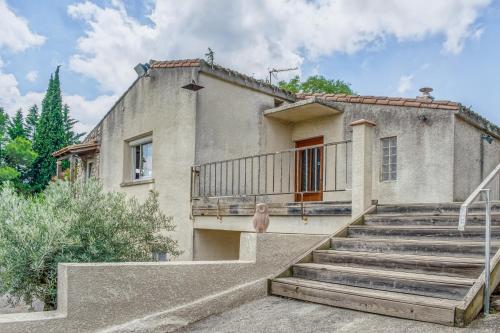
xmin=453 ymin=116 xmax=500 ymax=201
xmin=0 ymin=233 xmax=325 ymax=333
xmin=339 ymin=104 xmax=456 ymax=204
xmin=194 ymin=215 xmax=350 ymax=235
xmin=193 ymin=229 xmax=241 ymax=260
xmin=97 ymin=67 xmax=199 ymax=260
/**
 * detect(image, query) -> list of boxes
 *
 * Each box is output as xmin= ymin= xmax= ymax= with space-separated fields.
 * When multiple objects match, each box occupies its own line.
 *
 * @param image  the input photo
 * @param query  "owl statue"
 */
xmin=252 ymin=203 xmax=270 ymax=233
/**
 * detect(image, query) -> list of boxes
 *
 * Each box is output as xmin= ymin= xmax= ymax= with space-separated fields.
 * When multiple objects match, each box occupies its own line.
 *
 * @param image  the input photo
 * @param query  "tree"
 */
xmin=62 ymin=104 xmax=84 ymax=145
xmin=0 ymin=137 xmax=37 ymax=190
xmin=205 ymin=47 xmax=215 ymax=66
xmin=278 ymin=75 xmax=355 ymax=95
xmin=25 ymin=105 xmax=39 ymax=140
xmin=0 ymin=107 xmax=9 ymax=163
xmin=8 ymin=109 xmax=27 ymax=140
xmin=0 ymin=179 xmax=181 ymax=310
xmin=31 ymin=67 xmax=67 ymax=192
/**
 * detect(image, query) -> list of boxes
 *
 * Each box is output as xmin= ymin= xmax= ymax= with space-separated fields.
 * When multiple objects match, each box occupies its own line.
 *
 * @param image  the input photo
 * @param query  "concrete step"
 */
xmin=364 ymin=213 xmax=500 ymax=226
xmin=271 ymin=277 xmax=460 ymax=326
xmin=291 ymin=263 xmax=474 ymax=300
xmin=348 ymin=226 xmax=500 ymax=241
xmin=313 ymin=250 xmax=484 ymax=278
xmin=330 ymin=237 xmax=500 ymax=257
xmin=375 ymin=202 xmax=500 ymax=215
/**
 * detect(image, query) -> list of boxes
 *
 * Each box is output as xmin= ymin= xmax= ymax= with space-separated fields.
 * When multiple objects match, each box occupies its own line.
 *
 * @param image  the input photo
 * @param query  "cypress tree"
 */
xmin=32 ymin=67 xmax=67 ymax=191
xmin=62 ymin=104 xmax=84 ymax=145
xmin=7 ymin=109 xmax=27 ymax=140
xmin=25 ymin=105 xmax=39 ymax=140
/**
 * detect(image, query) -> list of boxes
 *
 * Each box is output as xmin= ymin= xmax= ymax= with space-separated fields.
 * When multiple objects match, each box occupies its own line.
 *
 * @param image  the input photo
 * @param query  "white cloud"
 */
xmin=26 ymin=70 xmax=38 ymax=82
xmin=0 ymin=60 xmax=115 ymax=133
xmin=66 ymin=0 xmax=491 ymax=95
xmin=397 ymin=74 xmax=414 ymax=94
xmin=0 ymin=0 xmax=45 ymax=52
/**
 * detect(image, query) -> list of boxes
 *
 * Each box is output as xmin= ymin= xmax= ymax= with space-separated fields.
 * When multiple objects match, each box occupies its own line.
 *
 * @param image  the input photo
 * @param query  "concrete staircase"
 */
xmin=270 ymin=203 xmax=500 ymax=326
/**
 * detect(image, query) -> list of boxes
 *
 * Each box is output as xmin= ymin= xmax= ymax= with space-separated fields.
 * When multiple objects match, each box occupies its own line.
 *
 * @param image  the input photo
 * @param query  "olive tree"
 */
xmin=0 ymin=179 xmax=181 ymax=310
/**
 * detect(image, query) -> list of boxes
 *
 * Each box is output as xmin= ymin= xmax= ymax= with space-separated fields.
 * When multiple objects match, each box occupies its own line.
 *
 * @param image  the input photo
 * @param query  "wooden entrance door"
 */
xmin=295 ymin=136 xmax=324 ymax=201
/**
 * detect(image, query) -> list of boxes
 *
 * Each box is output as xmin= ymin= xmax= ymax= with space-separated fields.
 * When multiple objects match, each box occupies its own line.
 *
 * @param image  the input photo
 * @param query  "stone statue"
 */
xmin=252 ymin=203 xmax=270 ymax=233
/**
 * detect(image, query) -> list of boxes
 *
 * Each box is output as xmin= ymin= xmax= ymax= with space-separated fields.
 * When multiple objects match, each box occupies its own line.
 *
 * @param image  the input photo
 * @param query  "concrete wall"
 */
xmin=193 ymin=229 xmax=241 ymax=261
xmin=340 ymin=104 xmax=456 ymax=204
xmin=0 ymin=233 xmax=325 ymax=333
xmin=193 ymin=215 xmax=350 ymax=235
xmin=97 ymin=67 xmax=199 ymax=260
xmin=453 ymin=116 xmax=500 ymax=201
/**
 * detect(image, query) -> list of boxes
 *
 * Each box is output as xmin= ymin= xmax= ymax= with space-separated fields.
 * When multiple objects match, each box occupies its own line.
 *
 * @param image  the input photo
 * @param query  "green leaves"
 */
xmin=0 ymin=179 xmax=181 ymax=310
xmin=278 ymin=75 xmax=355 ymax=95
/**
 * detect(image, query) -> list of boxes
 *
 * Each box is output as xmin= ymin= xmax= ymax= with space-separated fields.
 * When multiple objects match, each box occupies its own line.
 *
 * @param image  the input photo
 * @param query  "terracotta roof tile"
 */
xmin=150 ymin=59 xmax=202 ymax=68
xmin=296 ymin=93 xmax=462 ymax=110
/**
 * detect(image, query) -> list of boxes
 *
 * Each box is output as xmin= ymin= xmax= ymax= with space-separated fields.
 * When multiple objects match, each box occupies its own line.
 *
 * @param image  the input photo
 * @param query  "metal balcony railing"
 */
xmin=458 ymin=162 xmax=500 ymax=316
xmin=190 ymin=141 xmax=351 ymax=201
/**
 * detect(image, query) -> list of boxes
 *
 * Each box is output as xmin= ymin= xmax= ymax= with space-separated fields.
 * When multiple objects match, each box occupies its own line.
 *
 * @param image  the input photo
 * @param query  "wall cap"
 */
xmin=349 ymin=119 xmax=376 ymax=127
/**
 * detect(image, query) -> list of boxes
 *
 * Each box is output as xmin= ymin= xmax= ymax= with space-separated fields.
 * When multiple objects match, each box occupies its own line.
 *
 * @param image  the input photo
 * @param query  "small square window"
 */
xmin=381 ymin=137 xmax=397 ymax=181
xmin=131 ymin=141 xmax=152 ymax=180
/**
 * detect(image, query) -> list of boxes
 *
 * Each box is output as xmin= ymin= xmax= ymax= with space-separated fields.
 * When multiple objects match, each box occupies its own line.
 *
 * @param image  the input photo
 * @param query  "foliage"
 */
xmin=62 ymin=104 xmax=84 ymax=144
xmin=205 ymin=47 xmax=215 ymax=66
xmin=8 ymin=110 xmax=27 ymax=140
xmin=0 ymin=107 xmax=8 ymax=162
xmin=31 ymin=67 xmax=67 ymax=192
xmin=278 ymin=75 xmax=354 ymax=95
xmin=0 ymin=166 xmax=19 ymax=182
xmin=0 ymin=179 xmax=181 ymax=310
xmin=25 ymin=105 xmax=39 ymax=140
xmin=3 ymin=137 xmax=37 ymax=190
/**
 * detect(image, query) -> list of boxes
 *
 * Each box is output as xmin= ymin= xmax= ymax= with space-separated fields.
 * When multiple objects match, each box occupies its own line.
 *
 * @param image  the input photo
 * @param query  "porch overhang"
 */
xmin=52 ymin=141 xmax=100 ymax=160
xmin=264 ymin=97 xmax=342 ymax=123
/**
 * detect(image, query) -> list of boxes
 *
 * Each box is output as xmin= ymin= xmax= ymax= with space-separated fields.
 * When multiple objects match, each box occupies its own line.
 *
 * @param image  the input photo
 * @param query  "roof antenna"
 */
xmin=268 ymin=67 xmax=298 ymax=84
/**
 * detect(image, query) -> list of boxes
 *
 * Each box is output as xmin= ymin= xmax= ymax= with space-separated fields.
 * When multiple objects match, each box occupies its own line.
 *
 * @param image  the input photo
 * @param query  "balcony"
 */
xmin=190 ymin=141 xmax=352 ymax=219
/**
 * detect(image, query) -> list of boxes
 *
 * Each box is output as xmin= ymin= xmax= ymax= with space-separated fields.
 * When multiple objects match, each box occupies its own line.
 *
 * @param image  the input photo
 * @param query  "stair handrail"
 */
xmin=458 ymin=162 xmax=500 ymax=316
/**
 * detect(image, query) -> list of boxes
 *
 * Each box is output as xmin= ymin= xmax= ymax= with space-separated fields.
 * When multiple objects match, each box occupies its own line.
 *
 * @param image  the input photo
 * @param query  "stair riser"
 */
xmin=292 ymin=266 xmax=470 ymax=300
xmin=271 ymin=281 xmax=456 ymax=326
xmin=331 ymin=239 xmax=497 ymax=257
xmin=364 ymin=216 xmax=500 ymax=226
xmin=348 ymin=228 xmax=500 ymax=241
xmin=313 ymin=252 xmax=483 ymax=279
xmin=376 ymin=204 xmax=500 ymax=215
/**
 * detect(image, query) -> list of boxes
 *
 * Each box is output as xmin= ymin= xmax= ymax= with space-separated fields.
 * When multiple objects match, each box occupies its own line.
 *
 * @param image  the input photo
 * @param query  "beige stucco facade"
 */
xmin=56 ymin=59 xmax=499 ymax=261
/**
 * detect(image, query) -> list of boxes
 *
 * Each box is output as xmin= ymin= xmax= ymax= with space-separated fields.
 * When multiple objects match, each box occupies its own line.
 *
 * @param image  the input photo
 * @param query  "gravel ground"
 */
xmin=178 ymin=296 xmax=500 ymax=333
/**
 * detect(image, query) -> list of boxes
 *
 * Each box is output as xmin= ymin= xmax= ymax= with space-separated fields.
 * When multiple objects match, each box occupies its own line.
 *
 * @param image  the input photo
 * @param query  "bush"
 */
xmin=0 ymin=179 xmax=181 ymax=310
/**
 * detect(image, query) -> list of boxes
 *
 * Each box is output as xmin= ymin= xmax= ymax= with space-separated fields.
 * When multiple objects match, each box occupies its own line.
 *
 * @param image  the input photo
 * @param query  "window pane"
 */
xmin=390 ymin=155 xmax=397 ymax=164
xmin=141 ymin=142 xmax=153 ymax=178
xmin=134 ymin=146 xmax=141 ymax=179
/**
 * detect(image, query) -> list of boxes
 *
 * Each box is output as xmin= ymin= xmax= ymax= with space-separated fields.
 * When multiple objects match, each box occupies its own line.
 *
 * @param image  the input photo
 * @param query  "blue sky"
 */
xmin=0 ymin=0 xmax=498 ymax=132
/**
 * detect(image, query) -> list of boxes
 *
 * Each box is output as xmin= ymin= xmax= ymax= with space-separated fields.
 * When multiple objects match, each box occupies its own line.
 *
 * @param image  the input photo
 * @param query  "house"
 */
xmin=49 ymin=58 xmax=500 ymax=326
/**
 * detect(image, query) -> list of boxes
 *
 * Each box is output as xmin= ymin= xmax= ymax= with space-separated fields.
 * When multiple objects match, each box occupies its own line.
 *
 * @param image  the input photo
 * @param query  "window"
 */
xmin=85 ymin=161 xmax=94 ymax=180
xmin=132 ymin=141 xmax=153 ymax=180
xmin=381 ymin=137 xmax=397 ymax=181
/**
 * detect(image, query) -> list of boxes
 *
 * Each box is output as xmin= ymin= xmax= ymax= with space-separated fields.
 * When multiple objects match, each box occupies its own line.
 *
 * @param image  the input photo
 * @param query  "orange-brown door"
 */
xmin=295 ymin=136 xmax=324 ymax=201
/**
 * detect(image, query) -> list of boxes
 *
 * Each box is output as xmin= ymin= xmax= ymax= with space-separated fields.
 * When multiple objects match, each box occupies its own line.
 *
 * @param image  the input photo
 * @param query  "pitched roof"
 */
xmin=296 ymin=93 xmax=460 ymax=110
xmin=52 ymin=141 xmax=100 ymax=158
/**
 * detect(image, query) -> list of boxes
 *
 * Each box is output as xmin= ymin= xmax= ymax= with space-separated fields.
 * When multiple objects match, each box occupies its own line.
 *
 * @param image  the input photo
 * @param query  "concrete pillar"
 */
xmin=350 ymin=119 xmax=376 ymax=217
xmin=56 ymin=160 xmax=63 ymax=180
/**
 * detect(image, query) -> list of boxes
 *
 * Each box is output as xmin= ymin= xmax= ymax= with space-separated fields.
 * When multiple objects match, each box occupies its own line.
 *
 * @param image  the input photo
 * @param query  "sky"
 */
xmin=0 ymin=0 xmax=499 ymax=133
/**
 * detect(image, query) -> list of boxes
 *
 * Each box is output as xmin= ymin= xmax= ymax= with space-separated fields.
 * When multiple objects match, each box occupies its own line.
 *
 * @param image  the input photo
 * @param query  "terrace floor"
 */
xmin=178 ymin=296 xmax=499 ymax=333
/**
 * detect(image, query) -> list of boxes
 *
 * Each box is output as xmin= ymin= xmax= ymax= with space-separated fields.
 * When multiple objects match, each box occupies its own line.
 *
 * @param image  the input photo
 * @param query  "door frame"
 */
xmin=295 ymin=136 xmax=324 ymax=202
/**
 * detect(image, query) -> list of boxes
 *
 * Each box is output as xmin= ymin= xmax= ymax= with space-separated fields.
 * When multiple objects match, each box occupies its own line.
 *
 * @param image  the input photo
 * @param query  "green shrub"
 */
xmin=0 ymin=179 xmax=181 ymax=310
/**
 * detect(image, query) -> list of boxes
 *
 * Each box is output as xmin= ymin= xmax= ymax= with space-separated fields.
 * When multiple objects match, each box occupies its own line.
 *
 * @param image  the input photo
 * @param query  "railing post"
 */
xmin=350 ymin=119 xmax=376 ymax=217
xmin=484 ymin=188 xmax=491 ymax=316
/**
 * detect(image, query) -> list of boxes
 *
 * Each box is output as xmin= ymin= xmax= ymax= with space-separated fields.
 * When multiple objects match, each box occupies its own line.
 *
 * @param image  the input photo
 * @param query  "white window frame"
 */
xmin=130 ymin=137 xmax=153 ymax=181
xmin=381 ymin=136 xmax=397 ymax=181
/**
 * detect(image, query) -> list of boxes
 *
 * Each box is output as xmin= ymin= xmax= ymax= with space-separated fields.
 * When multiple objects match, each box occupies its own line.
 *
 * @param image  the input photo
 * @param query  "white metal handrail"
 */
xmin=458 ymin=162 xmax=500 ymax=316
